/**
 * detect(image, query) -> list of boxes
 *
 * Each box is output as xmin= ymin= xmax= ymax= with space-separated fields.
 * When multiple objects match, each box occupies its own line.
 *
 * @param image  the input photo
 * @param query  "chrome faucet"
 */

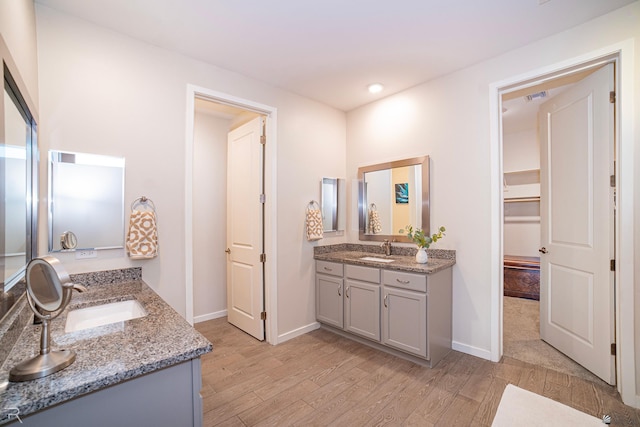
xmin=381 ymin=239 xmax=392 ymax=256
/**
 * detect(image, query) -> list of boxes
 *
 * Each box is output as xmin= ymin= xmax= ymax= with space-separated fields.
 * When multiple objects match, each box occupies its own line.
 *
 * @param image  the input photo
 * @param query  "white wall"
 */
xmin=192 ymin=111 xmax=229 ymax=321
xmin=503 ymin=129 xmax=539 ymax=173
xmin=35 ymin=5 xmax=347 ymax=339
xmin=346 ymin=2 xmax=640 ymax=374
xmin=0 ymin=0 xmax=39 ymax=107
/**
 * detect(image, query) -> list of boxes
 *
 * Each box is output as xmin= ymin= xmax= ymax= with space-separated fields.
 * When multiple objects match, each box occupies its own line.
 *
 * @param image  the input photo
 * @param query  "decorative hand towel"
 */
xmin=127 ymin=209 xmax=158 ymax=259
xmin=368 ymin=205 xmax=382 ymax=234
xmin=306 ymin=201 xmax=323 ymax=241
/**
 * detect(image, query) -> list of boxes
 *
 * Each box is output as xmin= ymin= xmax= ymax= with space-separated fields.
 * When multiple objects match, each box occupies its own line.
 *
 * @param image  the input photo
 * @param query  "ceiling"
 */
xmin=35 ymin=0 xmax=635 ymax=111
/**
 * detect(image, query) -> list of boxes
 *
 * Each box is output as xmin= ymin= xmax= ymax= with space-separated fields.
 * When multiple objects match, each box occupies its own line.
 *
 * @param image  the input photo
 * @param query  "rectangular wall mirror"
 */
xmin=321 ymin=177 xmax=345 ymax=232
xmin=1 ymin=59 xmax=38 ymax=293
xmin=358 ymin=156 xmax=430 ymax=242
xmin=49 ymin=151 xmax=125 ymax=252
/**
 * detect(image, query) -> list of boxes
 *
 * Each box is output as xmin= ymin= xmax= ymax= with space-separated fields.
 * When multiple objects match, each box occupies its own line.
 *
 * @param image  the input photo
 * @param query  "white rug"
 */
xmin=492 ymin=384 xmax=604 ymax=426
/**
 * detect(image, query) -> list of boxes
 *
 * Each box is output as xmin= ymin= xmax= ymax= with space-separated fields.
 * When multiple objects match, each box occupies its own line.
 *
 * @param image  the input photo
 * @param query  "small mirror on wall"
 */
xmin=48 ymin=151 xmax=125 ymax=252
xmin=321 ymin=177 xmax=345 ymax=232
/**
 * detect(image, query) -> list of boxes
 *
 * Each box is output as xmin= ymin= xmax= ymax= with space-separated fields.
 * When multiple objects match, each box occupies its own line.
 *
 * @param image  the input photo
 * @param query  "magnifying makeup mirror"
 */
xmin=9 ymin=256 xmax=78 ymax=382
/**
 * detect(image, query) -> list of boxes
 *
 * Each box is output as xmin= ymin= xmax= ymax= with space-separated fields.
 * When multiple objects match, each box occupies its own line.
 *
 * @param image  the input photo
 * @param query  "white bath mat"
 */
xmin=492 ymin=384 xmax=604 ymax=426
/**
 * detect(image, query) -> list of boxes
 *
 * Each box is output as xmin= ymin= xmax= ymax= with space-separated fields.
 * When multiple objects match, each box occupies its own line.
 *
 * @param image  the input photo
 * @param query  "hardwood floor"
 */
xmin=195 ymin=318 xmax=640 ymax=426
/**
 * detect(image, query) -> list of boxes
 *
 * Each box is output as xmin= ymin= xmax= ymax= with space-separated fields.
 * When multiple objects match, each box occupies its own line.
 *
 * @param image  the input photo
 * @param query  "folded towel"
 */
xmin=306 ymin=207 xmax=323 ymax=241
xmin=369 ymin=209 xmax=382 ymax=234
xmin=127 ymin=209 xmax=158 ymax=259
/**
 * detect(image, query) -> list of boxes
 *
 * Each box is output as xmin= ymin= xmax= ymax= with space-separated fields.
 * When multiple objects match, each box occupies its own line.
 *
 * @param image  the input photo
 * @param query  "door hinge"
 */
xmin=260 ymin=135 xmax=266 ymax=145
xmin=611 ymin=343 xmax=616 ymax=356
xmin=260 ymin=193 xmax=266 ymax=203
xmin=260 ymin=311 xmax=267 ymax=320
xmin=609 ymin=91 xmax=616 ymax=103
xmin=610 ymin=175 xmax=615 ymax=187
xmin=610 ymin=259 xmax=615 ymax=271
xmin=260 ymin=253 xmax=266 ymax=263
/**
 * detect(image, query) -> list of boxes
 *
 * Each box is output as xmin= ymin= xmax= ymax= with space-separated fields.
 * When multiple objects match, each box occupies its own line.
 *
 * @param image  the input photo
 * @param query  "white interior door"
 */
xmin=226 ymin=117 xmax=265 ymax=340
xmin=539 ymin=63 xmax=615 ymax=384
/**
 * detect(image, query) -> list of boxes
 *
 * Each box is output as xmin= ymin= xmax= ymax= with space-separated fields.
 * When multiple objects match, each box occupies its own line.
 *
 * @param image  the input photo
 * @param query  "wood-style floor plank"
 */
xmin=196 ymin=318 xmax=640 ymax=426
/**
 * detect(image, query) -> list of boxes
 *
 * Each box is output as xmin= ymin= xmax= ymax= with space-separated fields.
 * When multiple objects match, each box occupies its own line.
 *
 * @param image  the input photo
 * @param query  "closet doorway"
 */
xmin=185 ymin=86 xmax=278 ymax=344
xmin=500 ymin=60 xmax=616 ymax=385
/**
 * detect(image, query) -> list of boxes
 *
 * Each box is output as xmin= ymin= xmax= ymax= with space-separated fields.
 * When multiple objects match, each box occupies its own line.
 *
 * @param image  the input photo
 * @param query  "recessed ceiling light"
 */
xmin=368 ymin=83 xmax=384 ymax=94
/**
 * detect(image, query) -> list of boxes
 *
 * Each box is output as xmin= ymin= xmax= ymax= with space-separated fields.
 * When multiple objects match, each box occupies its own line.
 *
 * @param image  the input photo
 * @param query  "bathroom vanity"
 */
xmin=314 ymin=245 xmax=454 ymax=368
xmin=0 ymin=268 xmax=212 ymax=426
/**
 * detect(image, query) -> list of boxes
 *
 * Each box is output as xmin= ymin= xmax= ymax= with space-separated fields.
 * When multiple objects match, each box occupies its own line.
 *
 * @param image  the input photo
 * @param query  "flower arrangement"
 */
xmin=400 ymin=225 xmax=446 ymax=249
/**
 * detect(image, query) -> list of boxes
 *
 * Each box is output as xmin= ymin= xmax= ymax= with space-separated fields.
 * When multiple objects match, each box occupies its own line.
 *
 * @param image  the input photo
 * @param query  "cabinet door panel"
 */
xmin=382 ymin=286 xmax=427 ymax=358
xmin=344 ymin=279 xmax=380 ymax=341
xmin=316 ymin=274 xmax=343 ymax=328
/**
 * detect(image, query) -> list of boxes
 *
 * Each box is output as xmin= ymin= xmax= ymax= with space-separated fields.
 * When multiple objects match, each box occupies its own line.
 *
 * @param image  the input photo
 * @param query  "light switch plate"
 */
xmin=76 ymin=249 xmax=97 ymax=259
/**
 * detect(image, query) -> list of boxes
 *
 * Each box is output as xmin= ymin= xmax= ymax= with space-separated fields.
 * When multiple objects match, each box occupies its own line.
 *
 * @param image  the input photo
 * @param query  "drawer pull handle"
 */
xmin=384 ymin=295 xmax=388 ymax=308
xmin=338 ymin=284 xmax=342 ymax=296
xmin=396 ymin=279 xmax=410 ymax=284
xmin=324 ymin=267 xmax=333 ymax=271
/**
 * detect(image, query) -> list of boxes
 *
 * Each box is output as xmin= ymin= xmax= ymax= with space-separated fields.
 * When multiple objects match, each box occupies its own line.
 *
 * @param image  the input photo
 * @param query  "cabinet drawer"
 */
xmin=345 ymin=264 xmax=380 ymax=283
xmin=316 ymin=261 xmax=343 ymax=277
xmin=383 ymin=270 xmax=427 ymax=292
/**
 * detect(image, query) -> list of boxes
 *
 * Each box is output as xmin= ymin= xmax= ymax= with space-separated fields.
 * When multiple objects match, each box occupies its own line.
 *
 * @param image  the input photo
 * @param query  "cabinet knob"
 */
xmin=538 ymin=247 xmax=548 ymax=254
xmin=225 ymin=248 xmax=231 ymax=254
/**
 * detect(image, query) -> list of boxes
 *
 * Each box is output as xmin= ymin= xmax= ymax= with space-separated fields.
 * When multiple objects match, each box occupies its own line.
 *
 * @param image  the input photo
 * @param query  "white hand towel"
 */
xmin=127 ymin=209 xmax=158 ymax=259
xmin=306 ymin=208 xmax=323 ymax=241
xmin=369 ymin=209 xmax=382 ymax=234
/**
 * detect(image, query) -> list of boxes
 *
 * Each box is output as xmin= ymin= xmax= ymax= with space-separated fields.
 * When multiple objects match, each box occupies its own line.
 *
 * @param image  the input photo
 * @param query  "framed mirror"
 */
xmin=358 ymin=156 xmax=430 ymax=242
xmin=321 ymin=177 xmax=345 ymax=232
xmin=1 ymin=56 xmax=38 ymax=293
xmin=48 ymin=151 xmax=125 ymax=252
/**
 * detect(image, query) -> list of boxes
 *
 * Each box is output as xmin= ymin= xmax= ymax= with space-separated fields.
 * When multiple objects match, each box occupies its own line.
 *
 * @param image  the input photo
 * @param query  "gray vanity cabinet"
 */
xmin=315 ymin=258 xmax=452 ymax=368
xmin=344 ymin=265 xmax=381 ymax=341
xmin=315 ymin=261 xmax=344 ymax=328
xmin=382 ymin=271 xmax=428 ymax=358
xmin=382 ymin=268 xmax=452 ymax=365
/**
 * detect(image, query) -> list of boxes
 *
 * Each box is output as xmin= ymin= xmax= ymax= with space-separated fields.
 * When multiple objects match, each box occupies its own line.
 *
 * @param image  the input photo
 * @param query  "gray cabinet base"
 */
xmin=11 ymin=359 xmax=204 ymax=427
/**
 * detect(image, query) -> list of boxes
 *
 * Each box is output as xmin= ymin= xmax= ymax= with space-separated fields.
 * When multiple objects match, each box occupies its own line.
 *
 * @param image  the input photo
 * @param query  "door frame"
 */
xmin=184 ymin=84 xmax=278 ymax=345
xmin=489 ymin=40 xmax=636 ymax=406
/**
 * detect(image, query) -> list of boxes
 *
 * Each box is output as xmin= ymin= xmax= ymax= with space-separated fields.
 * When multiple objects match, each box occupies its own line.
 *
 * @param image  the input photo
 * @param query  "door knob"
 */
xmin=225 ymin=248 xmax=231 ymax=254
xmin=538 ymin=247 xmax=548 ymax=254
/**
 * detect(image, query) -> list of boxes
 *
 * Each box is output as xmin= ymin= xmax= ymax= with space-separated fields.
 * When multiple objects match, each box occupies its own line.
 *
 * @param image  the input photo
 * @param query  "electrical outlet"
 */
xmin=76 ymin=249 xmax=97 ymax=259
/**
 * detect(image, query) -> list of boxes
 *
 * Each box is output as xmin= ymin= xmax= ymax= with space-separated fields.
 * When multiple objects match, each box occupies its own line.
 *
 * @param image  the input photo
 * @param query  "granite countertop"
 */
xmin=314 ymin=244 xmax=456 ymax=274
xmin=0 ymin=273 xmax=212 ymax=423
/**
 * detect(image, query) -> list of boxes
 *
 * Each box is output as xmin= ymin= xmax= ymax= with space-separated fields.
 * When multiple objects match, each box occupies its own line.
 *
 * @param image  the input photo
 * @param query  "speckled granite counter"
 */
xmin=0 ymin=268 xmax=212 ymax=424
xmin=314 ymin=243 xmax=455 ymax=273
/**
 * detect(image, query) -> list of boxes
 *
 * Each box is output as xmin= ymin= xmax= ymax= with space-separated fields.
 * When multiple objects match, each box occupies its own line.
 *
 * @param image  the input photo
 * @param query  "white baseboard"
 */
xmin=452 ymin=340 xmax=492 ymax=361
xmin=194 ymin=309 xmax=227 ymax=324
xmin=276 ymin=321 xmax=321 ymax=344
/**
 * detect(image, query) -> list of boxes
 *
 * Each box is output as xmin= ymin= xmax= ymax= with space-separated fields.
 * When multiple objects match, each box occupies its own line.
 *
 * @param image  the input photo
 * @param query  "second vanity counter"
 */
xmin=314 ymin=245 xmax=456 ymax=274
xmin=0 ymin=268 xmax=212 ymax=425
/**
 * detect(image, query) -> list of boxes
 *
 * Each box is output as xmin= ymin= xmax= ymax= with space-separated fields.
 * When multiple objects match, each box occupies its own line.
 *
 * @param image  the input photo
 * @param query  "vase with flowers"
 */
xmin=400 ymin=225 xmax=446 ymax=264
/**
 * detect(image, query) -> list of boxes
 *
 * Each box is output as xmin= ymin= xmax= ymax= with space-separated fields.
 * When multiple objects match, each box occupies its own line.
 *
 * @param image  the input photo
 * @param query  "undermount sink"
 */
xmin=359 ymin=256 xmax=395 ymax=263
xmin=65 ymin=300 xmax=147 ymax=333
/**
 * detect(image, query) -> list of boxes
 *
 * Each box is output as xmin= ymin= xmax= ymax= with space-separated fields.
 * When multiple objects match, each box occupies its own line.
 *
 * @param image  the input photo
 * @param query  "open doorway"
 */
xmin=184 ymin=85 xmax=278 ymax=344
xmin=501 ymin=77 xmax=604 ymax=383
xmin=499 ymin=60 xmax=617 ymax=385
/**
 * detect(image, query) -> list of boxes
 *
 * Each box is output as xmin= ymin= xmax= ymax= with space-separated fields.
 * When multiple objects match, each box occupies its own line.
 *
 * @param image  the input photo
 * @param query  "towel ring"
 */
xmin=307 ymin=200 xmax=320 ymax=211
xmin=131 ymin=196 xmax=157 ymax=213
xmin=370 ymin=203 xmax=377 ymax=210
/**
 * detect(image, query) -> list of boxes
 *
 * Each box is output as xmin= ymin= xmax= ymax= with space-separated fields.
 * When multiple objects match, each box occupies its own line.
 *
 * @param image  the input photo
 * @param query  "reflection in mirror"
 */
xmin=321 ymin=177 xmax=345 ymax=232
xmin=1 ymin=63 xmax=37 ymax=293
xmin=49 ymin=151 xmax=125 ymax=252
xmin=358 ymin=156 xmax=430 ymax=242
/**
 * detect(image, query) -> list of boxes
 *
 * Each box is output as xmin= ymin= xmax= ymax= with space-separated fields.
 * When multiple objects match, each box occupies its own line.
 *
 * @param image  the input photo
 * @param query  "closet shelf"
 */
xmin=504 ymin=196 xmax=540 ymax=203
